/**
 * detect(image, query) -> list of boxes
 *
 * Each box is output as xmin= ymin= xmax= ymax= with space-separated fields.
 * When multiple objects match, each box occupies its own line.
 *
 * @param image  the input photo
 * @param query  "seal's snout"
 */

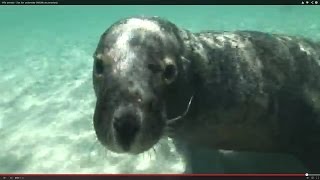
xmin=113 ymin=107 xmax=142 ymax=151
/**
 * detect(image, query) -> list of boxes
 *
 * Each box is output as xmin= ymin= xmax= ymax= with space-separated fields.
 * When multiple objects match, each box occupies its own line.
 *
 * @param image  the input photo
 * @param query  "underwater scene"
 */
xmin=0 ymin=5 xmax=319 ymax=173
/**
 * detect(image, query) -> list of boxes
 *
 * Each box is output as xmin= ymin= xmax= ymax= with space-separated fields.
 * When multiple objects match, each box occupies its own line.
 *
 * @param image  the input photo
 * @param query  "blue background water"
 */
xmin=0 ymin=5 xmax=319 ymax=173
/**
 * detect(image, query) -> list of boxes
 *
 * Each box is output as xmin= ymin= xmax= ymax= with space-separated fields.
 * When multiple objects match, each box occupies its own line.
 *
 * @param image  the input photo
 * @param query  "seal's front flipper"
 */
xmin=292 ymin=100 xmax=320 ymax=173
xmin=173 ymin=140 xmax=225 ymax=173
xmin=173 ymin=140 xmax=307 ymax=173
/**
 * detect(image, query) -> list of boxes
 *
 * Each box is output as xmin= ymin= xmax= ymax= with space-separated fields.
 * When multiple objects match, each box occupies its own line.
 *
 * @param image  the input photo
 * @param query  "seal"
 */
xmin=92 ymin=16 xmax=320 ymax=172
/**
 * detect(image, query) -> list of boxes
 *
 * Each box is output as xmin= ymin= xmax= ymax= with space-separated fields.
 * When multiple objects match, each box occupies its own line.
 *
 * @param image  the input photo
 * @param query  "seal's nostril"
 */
xmin=113 ymin=112 xmax=141 ymax=150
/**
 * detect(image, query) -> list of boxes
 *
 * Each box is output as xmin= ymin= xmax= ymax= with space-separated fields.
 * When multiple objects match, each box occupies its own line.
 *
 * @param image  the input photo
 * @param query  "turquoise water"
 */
xmin=0 ymin=5 xmax=319 ymax=173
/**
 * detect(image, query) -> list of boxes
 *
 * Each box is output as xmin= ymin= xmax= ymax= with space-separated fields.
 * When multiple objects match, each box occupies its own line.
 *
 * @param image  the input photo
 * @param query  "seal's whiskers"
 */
xmin=152 ymin=147 xmax=157 ymax=155
xmin=148 ymin=150 xmax=152 ymax=160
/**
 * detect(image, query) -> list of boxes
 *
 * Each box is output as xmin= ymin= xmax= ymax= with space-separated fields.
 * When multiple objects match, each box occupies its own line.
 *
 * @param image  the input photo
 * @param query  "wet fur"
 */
xmin=170 ymin=28 xmax=320 ymax=173
xmin=93 ymin=16 xmax=320 ymax=173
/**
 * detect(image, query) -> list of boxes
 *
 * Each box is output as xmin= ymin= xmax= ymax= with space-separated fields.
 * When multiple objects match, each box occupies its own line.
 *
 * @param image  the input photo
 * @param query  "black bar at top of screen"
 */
xmin=0 ymin=0 xmax=309 ymax=5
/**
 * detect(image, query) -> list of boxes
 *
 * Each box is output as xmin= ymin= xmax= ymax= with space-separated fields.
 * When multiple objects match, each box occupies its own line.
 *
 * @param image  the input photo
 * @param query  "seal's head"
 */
xmin=92 ymin=17 xmax=190 ymax=154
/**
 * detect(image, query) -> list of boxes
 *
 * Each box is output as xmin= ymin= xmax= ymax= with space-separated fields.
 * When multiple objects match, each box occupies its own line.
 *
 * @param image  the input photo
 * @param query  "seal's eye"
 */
xmin=147 ymin=64 xmax=162 ymax=74
xmin=163 ymin=64 xmax=177 ymax=83
xmin=95 ymin=58 xmax=104 ymax=75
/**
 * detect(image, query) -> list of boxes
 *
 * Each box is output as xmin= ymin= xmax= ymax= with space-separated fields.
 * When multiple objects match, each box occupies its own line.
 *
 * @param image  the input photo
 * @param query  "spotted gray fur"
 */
xmin=92 ymin=16 xmax=320 ymax=172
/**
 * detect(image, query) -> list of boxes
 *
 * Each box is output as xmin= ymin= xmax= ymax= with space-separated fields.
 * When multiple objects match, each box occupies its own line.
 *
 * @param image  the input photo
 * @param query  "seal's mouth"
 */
xmin=93 ymin=94 xmax=194 ymax=155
